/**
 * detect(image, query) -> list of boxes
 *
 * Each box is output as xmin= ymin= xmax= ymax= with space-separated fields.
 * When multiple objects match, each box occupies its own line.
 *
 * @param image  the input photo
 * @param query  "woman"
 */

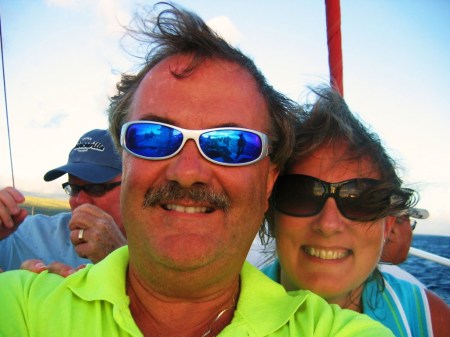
xmin=262 ymin=86 xmax=450 ymax=337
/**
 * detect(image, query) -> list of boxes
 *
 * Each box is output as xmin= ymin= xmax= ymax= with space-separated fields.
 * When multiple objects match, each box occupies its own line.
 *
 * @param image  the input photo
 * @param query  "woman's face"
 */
xmin=275 ymin=142 xmax=392 ymax=308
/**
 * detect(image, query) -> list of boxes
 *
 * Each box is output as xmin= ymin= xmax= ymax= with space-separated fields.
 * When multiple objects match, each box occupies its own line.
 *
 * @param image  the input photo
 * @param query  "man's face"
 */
xmin=68 ymin=174 xmax=123 ymax=232
xmin=121 ymin=55 xmax=278 ymax=278
xmin=382 ymin=215 xmax=413 ymax=264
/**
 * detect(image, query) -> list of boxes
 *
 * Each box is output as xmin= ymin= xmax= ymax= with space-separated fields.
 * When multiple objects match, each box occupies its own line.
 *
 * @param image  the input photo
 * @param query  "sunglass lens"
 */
xmin=125 ymin=123 xmax=183 ymax=158
xmin=199 ymin=130 xmax=262 ymax=164
xmin=274 ymin=175 xmax=324 ymax=216
xmin=85 ymin=185 xmax=108 ymax=197
xmin=337 ymin=180 xmax=379 ymax=220
xmin=64 ymin=184 xmax=77 ymax=196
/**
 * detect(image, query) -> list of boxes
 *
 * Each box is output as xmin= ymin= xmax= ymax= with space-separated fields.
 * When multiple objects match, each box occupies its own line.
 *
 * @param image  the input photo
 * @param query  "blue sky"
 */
xmin=0 ymin=0 xmax=449 ymax=236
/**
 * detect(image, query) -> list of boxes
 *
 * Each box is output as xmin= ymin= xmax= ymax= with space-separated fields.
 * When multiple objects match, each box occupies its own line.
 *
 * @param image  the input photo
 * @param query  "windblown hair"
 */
xmin=260 ymin=86 xmax=418 ymax=306
xmin=107 ymin=1 xmax=300 ymax=169
xmin=259 ymin=86 xmax=417 ymax=307
xmin=263 ymin=85 xmax=417 ymax=239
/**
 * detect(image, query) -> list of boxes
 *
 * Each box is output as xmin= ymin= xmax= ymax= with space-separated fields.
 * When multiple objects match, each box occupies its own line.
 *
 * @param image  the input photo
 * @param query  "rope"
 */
xmin=0 ymin=13 xmax=15 ymax=187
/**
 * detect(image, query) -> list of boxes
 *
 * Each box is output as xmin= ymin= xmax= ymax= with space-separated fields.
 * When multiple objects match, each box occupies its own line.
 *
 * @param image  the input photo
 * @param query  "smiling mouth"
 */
xmin=163 ymin=204 xmax=214 ymax=214
xmin=303 ymin=246 xmax=350 ymax=260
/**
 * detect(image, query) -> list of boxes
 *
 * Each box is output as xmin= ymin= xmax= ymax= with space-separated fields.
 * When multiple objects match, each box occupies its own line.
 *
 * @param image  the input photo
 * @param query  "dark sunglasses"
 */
xmin=120 ymin=121 xmax=269 ymax=166
xmin=62 ymin=181 xmax=121 ymax=197
xmin=272 ymin=174 xmax=388 ymax=221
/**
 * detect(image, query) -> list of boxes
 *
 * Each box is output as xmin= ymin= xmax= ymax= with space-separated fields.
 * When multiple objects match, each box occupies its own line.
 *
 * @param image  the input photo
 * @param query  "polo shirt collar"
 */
xmin=66 ymin=246 xmax=309 ymax=336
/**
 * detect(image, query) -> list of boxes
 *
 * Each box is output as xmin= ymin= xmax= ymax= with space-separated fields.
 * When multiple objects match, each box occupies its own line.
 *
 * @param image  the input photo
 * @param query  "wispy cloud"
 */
xmin=207 ymin=16 xmax=243 ymax=46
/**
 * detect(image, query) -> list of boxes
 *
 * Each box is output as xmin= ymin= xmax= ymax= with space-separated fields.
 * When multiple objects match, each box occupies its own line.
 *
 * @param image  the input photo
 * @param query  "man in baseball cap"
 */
xmin=379 ymin=207 xmax=430 ymax=287
xmin=381 ymin=207 xmax=430 ymax=265
xmin=44 ymin=129 xmax=122 ymax=183
xmin=0 ymin=129 xmax=126 ymax=272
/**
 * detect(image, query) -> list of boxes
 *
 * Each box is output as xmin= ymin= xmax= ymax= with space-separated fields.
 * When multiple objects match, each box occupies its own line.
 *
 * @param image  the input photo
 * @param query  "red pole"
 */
xmin=325 ymin=0 xmax=344 ymax=96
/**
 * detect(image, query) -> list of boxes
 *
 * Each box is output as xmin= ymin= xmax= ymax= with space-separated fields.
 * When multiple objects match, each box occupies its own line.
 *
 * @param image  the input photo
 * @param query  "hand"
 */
xmin=0 ymin=187 xmax=28 ymax=240
xmin=69 ymin=204 xmax=126 ymax=263
xmin=20 ymin=259 xmax=86 ymax=277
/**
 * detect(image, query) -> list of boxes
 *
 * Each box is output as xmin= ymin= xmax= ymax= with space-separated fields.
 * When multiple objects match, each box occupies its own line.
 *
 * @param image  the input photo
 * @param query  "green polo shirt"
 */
xmin=0 ymin=246 xmax=393 ymax=336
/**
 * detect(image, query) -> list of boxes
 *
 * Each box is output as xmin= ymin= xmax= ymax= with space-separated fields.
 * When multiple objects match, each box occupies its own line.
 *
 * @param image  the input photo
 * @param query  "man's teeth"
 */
xmin=165 ymin=204 xmax=208 ymax=213
xmin=304 ymin=247 xmax=349 ymax=260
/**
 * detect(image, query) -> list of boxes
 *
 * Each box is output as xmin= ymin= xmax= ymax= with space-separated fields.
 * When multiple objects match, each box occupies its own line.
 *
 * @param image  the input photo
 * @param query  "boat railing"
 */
xmin=409 ymin=247 xmax=450 ymax=267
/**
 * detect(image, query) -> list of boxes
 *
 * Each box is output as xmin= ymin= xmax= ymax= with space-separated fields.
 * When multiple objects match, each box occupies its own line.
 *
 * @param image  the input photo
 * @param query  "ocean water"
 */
xmin=400 ymin=234 xmax=450 ymax=305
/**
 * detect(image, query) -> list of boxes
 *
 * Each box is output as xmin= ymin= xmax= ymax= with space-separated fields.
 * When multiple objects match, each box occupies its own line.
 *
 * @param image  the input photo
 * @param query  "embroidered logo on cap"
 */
xmin=73 ymin=137 xmax=105 ymax=153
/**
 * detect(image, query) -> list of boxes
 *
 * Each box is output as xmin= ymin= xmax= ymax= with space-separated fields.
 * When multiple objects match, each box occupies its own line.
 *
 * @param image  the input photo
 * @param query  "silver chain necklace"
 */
xmin=200 ymin=283 xmax=239 ymax=337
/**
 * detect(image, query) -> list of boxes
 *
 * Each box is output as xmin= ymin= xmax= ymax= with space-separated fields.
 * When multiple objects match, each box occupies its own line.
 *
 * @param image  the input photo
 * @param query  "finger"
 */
xmin=0 ymin=209 xmax=27 ymax=229
xmin=0 ymin=186 xmax=25 ymax=207
xmin=47 ymin=262 xmax=76 ymax=277
xmin=0 ymin=187 xmax=27 ymax=228
xmin=20 ymin=259 xmax=48 ymax=273
xmin=11 ymin=209 xmax=28 ymax=227
xmin=0 ymin=187 xmax=25 ymax=214
xmin=75 ymin=264 xmax=87 ymax=271
xmin=69 ymin=204 xmax=108 ymax=231
xmin=78 ymin=228 xmax=85 ymax=242
xmin=70 ymin=228 xmax=87 ymax=245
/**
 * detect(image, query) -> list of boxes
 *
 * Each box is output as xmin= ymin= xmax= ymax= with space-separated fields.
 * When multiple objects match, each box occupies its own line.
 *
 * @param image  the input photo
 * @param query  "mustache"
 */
xmin=142 ymin=182 xmax=231 ymax=211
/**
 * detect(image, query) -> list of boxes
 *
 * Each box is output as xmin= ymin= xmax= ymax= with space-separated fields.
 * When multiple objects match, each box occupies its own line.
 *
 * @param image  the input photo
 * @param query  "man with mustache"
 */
xmin=0 ymin=3 xmax=394 ymax=336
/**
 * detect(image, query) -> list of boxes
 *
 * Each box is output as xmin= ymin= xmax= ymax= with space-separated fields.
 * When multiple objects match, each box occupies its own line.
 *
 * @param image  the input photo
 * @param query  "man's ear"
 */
xmin=384 ymin=215 xmax=397 ymax=241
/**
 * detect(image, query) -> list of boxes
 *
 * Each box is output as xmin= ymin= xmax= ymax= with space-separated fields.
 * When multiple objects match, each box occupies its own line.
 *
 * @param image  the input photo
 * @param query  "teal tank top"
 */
xmin=262 ymin=260 xmax=432 ymax=337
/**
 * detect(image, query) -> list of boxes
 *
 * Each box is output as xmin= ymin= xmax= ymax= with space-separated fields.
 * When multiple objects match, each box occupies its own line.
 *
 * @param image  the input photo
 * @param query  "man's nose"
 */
xmin=164 ymin=140 xmax=213 ymax=188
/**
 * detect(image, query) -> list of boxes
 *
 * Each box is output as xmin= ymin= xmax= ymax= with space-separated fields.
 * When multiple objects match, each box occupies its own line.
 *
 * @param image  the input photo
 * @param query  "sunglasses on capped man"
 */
xmin=62 ymin=181 xmax=121 ymax=197
xmin=120 ymin=121 xmax=270 ymax=166
xmin=273 ymin=174 xmax=390 ymax=221
xmin=396 ymin=214 xmax=418 ymax=231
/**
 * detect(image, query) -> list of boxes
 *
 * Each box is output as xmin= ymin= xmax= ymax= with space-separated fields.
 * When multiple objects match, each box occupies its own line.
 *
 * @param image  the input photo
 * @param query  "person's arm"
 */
xmin=0 ymin=187 xmax=28 ymax=240
xmin=426 ymin=289 xmax=450 ymax=337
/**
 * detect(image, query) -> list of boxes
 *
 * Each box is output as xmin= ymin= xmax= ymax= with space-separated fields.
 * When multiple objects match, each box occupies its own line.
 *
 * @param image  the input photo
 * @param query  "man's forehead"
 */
xmin=139 ymin=55 xmax=255 ymax=91
xmin=130 ymin=55 xmax=269 ymax=130
xmin=68 ymin=174 xmax=121 ymax=184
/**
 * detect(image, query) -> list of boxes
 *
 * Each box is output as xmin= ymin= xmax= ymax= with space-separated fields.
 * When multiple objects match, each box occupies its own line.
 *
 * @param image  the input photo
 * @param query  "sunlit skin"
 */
xmin=122 ymin=55 xmax=278 ymax=301
xmin=275 ymin=142 xmax=393 ymax=311
xmin=381 ymin=215 xmax=413 ymax=264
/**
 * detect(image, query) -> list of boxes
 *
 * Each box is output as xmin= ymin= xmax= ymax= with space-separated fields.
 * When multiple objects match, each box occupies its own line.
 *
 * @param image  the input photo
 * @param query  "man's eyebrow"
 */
xmin=217 ymin=123 xmax=242 ymax=128
xmin=134 ymin=115 xmax=244 ymax=129
xmin=137 ymin=114 xmax=172 ymax=123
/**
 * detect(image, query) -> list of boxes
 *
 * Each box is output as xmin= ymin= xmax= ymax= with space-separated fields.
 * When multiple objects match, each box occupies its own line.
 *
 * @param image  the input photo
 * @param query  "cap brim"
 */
xmin=44 ymin=163 xmax=121 ymax=183
xmin=408 ymin=208 xmax=429 ymax=219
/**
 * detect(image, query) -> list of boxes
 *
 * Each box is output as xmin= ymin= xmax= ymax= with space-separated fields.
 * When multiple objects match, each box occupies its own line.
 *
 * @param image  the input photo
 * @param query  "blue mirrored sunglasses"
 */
xmin=120 ymin=121 xmax=270 ymax=166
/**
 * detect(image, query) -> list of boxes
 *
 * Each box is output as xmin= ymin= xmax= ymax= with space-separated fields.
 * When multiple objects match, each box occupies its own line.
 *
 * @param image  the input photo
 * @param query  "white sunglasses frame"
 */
xmin=120 ymin=121 xmax=270 ymax=166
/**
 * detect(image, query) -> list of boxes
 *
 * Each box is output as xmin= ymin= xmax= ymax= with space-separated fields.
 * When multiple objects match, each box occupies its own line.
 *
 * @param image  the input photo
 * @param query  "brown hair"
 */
xmin=107 ymin=2 xmax=301 ymax=170
xmin=263 ymin=85 xmax=417 ymax=240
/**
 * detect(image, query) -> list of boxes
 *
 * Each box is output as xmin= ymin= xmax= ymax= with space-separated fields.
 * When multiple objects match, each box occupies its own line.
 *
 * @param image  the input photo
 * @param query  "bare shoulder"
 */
xmin=426 ymin=289 xmax=450 ymax=337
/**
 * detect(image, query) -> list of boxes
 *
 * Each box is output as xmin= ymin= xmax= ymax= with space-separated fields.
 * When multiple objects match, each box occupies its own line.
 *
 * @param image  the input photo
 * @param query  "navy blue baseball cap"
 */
xmin=44 ymin=129 xmax=122 ymax=183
